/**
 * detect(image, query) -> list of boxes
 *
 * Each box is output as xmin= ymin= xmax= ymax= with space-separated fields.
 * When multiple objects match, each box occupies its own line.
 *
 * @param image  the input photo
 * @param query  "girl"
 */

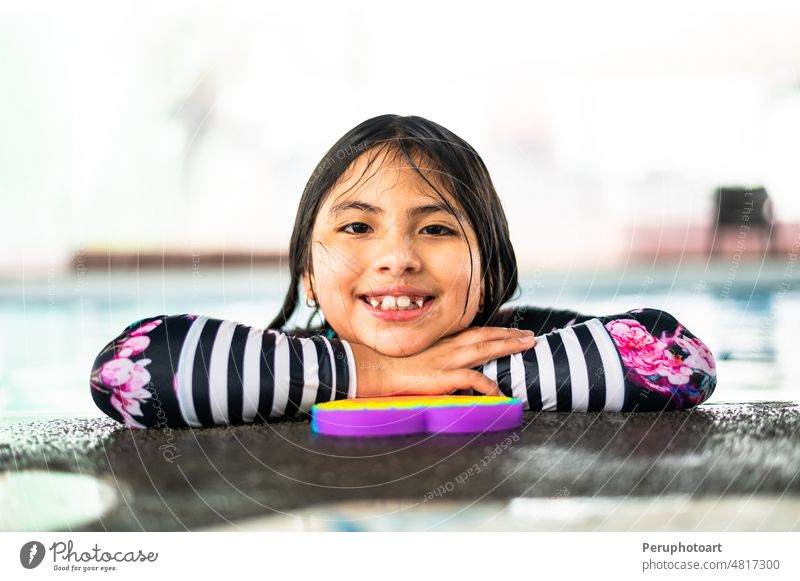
xmin=90 ymin=114 xmax=717 ymax=429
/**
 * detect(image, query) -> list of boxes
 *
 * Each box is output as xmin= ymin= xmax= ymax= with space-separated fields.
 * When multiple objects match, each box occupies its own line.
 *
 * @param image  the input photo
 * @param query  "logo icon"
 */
xmin=20 ymin=541 xmax=46 ymax=569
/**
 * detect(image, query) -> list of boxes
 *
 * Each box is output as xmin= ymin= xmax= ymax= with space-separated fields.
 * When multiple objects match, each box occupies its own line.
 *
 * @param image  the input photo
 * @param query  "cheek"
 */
xmin=310 ymin=247 xmax=362 ymax=305
xmin=440 ymin=251 xmax=481 ymax=300
xmin=312 ymin=234 xmax=366 ymax=274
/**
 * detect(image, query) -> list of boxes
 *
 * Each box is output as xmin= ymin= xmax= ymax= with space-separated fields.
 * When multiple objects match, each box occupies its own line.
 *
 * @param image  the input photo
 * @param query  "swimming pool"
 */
xmin=1 ymin=262 xmax=797 ymax=423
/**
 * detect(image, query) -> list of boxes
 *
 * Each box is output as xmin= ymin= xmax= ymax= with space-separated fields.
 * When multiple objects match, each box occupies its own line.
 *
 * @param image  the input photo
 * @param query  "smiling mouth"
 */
xmin=359 ymin=295 xmax=435 ymax=311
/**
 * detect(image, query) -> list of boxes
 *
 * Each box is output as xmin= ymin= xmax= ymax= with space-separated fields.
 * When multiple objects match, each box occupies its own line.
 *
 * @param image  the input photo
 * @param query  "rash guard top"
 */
xmin=89 ymin=306 xmax=717 ymax=429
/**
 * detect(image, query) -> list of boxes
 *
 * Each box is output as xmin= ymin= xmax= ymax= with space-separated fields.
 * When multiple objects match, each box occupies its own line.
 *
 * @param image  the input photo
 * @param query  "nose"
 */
xmin=371 ymin=227 xmax=422 ymax=278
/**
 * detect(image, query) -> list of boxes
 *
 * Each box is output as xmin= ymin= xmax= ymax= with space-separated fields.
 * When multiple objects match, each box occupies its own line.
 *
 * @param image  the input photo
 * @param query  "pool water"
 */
xmin=0 ymin=470 xmax=117 ymax=531
xmin=202 ymin=495 xmax=800 ymax=532
xmin=1 ymin=264 xmax=797 ymax=423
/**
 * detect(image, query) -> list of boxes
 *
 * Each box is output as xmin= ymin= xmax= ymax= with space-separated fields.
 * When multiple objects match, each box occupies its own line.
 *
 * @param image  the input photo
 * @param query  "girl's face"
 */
xmin=304 ymin=148 xmax=483 ymax=357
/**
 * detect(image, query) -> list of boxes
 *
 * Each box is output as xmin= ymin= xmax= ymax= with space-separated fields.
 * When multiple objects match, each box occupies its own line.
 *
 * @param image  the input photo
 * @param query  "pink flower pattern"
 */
xmin=90 ymin=318 xmax=163 ymax=428
xmin=605 ymin=318 xmax=716 ymax=408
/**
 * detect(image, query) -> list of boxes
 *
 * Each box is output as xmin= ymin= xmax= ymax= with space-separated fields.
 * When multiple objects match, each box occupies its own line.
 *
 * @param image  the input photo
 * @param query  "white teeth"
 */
xmin=364 ymin=294 xmax=430 ymax=311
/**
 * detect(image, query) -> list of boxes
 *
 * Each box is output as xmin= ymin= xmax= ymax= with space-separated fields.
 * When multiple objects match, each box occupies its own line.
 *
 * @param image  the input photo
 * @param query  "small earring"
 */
xmin=306 ymin=294 xmax=317 ymax=308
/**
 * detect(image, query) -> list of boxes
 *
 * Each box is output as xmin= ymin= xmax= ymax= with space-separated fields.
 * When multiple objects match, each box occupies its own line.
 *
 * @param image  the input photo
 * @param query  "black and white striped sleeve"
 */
xmin=476 ymin=307 xmax=717 ymax=412
xmin=89 ymin=314 xmax=357 ymax=429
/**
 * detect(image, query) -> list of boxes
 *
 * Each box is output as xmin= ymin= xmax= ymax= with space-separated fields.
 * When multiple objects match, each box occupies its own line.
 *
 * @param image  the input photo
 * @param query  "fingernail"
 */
xmin=519 ymin=335 xmax=535 ymax=343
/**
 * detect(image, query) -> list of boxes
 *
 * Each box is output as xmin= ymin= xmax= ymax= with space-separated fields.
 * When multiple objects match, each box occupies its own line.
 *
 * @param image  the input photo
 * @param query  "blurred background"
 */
xmin=2 ymin=0 xmax=799 ymax=421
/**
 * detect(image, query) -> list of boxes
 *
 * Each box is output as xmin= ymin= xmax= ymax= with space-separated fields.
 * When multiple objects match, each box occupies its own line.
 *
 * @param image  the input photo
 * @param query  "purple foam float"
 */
xmin=311 ymin=395 xmax=523 ymax=437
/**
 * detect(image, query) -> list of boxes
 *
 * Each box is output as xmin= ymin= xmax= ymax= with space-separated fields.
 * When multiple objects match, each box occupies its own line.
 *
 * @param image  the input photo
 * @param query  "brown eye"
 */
xmin=422 ymin=225 xmax=456 ymax=236
xmin=341 ymin=222 xmax=371 ymax=234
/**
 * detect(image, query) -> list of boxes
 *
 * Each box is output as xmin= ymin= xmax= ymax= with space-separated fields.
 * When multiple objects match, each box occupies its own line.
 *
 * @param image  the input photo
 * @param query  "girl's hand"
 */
xmin=348 ymin=327 xmax=536 ymax=398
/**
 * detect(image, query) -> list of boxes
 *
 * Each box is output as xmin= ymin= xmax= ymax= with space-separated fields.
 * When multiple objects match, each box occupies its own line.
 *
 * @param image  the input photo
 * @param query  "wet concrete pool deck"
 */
xmin=1 ymin=401 xmax=799 ymax=531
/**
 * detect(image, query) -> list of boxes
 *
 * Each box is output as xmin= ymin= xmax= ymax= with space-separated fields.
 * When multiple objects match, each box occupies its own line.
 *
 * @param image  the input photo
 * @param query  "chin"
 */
xmin=370 ymin=335 xmax=432 ymax=358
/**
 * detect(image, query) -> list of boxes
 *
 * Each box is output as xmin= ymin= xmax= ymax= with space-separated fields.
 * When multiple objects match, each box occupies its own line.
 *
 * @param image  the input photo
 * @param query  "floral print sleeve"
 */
xmin=475 ymin=307 xmax=717 ymax=412
xmin=90 ymin=314 xmax=358 ymax=429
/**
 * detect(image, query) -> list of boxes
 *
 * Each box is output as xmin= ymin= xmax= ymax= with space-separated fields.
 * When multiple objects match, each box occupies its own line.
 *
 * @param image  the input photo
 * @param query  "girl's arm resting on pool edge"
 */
xmin=89 ymin=314 xmax=358 ymax=429
xmin=474 ymin=307 xmax=717 ymax=412
xmin=89 ymin=308 xmax=717 ymax=428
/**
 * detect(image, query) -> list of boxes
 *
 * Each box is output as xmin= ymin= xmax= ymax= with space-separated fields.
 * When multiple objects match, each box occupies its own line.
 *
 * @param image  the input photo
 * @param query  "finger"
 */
xmin=452 ymin=334 xmax=537 ymax=369
xmin=453 ymin=369 xmax=502 ymax=396
xmin=385 ymin=370 xmax=501 ymax=397
xmin=420 ymin=369 xmax=501 ymax=397
xmin=452 ymin=325 xmax=535 ymax=346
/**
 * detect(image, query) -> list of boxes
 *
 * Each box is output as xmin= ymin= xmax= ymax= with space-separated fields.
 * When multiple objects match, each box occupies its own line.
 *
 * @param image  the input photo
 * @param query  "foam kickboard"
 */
xmin=311 ymin=395 xmax=522 ymax=437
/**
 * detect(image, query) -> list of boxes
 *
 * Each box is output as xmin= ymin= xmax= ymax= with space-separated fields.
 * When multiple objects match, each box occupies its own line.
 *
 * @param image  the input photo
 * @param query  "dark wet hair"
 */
xmin=268 ymin=114 xmax=520 ymax=338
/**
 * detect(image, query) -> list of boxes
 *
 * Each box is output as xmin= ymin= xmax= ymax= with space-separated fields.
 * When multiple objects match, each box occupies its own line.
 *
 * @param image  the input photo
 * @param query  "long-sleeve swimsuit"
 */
xmin=89 ymin=306 xmax=717 ymax=429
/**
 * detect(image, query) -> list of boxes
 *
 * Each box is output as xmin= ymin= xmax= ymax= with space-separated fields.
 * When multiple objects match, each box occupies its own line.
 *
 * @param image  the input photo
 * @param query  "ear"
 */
xmin=303 ymin=271 xmax=314 ymax=299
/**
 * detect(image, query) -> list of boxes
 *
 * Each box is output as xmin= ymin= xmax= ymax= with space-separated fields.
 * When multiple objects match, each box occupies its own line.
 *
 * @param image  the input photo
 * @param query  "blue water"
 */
xmin=1 ymin=265 xmax=797 ymax=423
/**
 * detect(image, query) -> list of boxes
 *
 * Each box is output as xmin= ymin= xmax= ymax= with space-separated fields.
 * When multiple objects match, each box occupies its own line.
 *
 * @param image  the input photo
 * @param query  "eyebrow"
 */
xmin=329 ymin=199 xmax=466 ymax=221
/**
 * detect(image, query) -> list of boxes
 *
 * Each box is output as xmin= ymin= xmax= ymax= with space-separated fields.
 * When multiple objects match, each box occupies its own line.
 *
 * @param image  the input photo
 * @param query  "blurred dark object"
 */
xmin=708 ymin=185 xmax=777 ymax=257
xmin=73 ymin=249 xmax=289 ymax=269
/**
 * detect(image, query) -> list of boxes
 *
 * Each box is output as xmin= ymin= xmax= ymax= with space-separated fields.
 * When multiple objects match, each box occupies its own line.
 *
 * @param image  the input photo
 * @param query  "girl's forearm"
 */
xmin=90 ymin=314 xmax=358 ymax=429
xmin=477 ymin=308 xmax=717 ymax=412
xmin=346 ymin=342 xmax=391 ymax=396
